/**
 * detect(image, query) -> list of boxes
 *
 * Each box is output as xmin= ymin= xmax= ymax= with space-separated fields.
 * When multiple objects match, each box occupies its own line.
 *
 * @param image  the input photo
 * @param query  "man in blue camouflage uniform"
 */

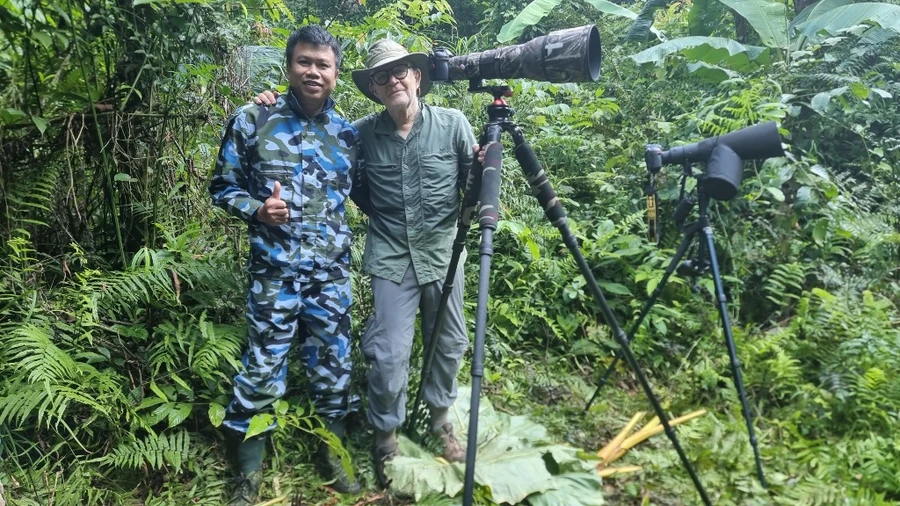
xmin=209 ymin=25 xmax=361 ymax=505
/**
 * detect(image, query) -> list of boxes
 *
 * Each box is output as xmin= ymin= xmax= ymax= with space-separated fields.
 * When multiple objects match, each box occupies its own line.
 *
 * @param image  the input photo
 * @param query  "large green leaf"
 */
xmin=496 ymin=0 xmax=564 ymax=43
xmin=686 ymin=61 xmax=740 ymax=82
xmin=809 ymin=86 xmax=849 ymax=113
xmin=795 ymin=3 xmax=900 ymax=39
xmin=448 ymin=384 xmax=551 ymax=449
xmin=454 ymin=0 xmax=649 ymax=45
xmin=789 ymin=0 xmax=853 ymax=31
xmin=389 ymin=437 xmax=466 ymax=501
xmin=527 ymin=474 xmax=605 ymax=506
xmin=719 ymin=0 xmax=789 ymax=48
xmin=582 ymin=0 xmax=641 ymax=20
xmin=386 ymin=387 xmax=602 ymax=505
xmin=789 ymin=0 xmax=854 ymax=49
xmin=630 ymin=36 xmax=770 ymax=71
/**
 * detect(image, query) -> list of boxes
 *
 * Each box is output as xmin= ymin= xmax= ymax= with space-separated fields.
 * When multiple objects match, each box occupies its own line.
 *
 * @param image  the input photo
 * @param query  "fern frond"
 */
xmin=7 ymin=323 xmax=81 ymax=384
xmin=97 ymin=430 xmax=194 ymax=472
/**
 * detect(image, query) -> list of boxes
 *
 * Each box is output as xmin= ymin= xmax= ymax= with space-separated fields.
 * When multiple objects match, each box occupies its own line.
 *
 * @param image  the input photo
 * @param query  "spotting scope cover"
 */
xmin=661 ymin=121 xmax=785 ymax=165
xmin=434 ymin=25 xmax=601 ymax=83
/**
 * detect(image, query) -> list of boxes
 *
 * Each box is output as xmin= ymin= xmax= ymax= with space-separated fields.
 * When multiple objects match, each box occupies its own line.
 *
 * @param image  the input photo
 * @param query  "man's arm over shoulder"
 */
xmin=208 ymin=106 xmax=264 ymax=222
xmin=349 ymin=116 xmax=375 ymax=216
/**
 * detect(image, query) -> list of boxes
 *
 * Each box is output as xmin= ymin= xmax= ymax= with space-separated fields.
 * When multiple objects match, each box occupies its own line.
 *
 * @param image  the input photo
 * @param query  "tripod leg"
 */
xmin=703 ymin=226 xmax=767 ymax=488
xmin=405 ymin=155 xmax=484 ymax=438
xmin=508 ymin=126 xmax=713 ymax=506
xmin=462 ymin=131 xmax=503 ymax=506
xmin=583 ymin=227 xmax=699 ymax=414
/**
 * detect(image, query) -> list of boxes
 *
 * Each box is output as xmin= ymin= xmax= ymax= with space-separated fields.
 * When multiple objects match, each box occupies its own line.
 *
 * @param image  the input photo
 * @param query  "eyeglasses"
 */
xmin=370 ymin=64 xmax=411 ymax=85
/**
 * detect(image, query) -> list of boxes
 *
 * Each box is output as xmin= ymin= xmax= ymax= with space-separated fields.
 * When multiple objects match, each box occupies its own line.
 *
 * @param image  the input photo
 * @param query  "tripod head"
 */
xmin=467 ymin=79 xmax=515 ymax=124
xmin=643 ymin=122 xmax=785 ymax=245
xmin=645 ymin=149 xmax=732 ymax=283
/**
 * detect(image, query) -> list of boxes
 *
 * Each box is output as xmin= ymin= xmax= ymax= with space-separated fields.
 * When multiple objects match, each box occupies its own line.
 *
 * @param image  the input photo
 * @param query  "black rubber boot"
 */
xmin=228 ymin=432 xmax=266 ymax=505
xmin=318 ymin=418 xmax=361 ymax=494
xmin=228 ymin=471 xmax=262 ymax=506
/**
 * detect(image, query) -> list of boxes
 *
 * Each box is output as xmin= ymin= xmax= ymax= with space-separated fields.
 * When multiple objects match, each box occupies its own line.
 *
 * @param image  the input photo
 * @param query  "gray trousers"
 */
xmin=361 ymin=263 xmax=469 ymax=432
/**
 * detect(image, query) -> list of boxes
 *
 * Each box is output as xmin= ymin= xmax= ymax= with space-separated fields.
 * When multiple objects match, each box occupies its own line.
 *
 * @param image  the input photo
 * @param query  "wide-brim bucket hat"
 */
xmin=351 ymin=39 xmax=432 ymax=104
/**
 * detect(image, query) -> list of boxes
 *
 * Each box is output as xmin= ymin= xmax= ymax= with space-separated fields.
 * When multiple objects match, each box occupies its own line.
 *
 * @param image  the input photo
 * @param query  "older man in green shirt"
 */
xmin=254 ymin=39 xmax=475 ymax=486
xmin=348 ymin=39 xmax=474 ymax=485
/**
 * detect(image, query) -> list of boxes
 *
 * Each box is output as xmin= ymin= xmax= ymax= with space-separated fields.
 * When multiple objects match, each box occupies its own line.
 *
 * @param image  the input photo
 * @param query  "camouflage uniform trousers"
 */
xmin=223 ymin=275 xmax=360 ymax=433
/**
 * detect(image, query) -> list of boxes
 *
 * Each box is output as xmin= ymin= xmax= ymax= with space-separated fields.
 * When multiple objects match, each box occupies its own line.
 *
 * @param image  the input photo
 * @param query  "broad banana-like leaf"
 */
xmin=719 ymin=0 xmax=789 ymax=48
xmin=795 ymin=3 xmax=900 ymax=39
xmin=860 ymin=26 xmax=899 ymax=44
xmin=497 ymin=0 xmax=564 ymax=43
xmin=496 ymin=0 xmax=656 ymax=44
xmin=789 ymin=0 xmax=854 ymax=31
xmin=789 ymin=0 xmax=854 ymax=49
xmin=631 ymin=36 xmax=770 ymax=71
xmin=686 ymin=61 xmax=740 ymax=83
xmin=582 ymin=0 xmax=643 ymax=21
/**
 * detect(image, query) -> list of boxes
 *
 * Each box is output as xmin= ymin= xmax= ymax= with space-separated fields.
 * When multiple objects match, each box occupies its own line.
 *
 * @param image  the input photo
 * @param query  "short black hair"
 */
xmin=285 ymin=25 xmax=342 ymax=68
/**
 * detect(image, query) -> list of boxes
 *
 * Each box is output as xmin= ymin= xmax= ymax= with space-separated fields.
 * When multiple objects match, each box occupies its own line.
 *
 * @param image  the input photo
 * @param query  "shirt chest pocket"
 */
xmin=420 ymin=150 xmax=458 ymax=206
xmin=255 ymin=162 xmax=293 ymax=199
xmin=366 ymin=162 xmax=403 ymax=212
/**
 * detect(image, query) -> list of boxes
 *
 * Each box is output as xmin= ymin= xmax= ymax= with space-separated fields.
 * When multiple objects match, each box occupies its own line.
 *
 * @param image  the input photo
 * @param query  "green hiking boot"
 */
xmin=227 ymin=470 xmax=262 ymax=506
xmin=318 ymin=444 xmax=362 ymax=494
xmin=227 ymin=431 xmax=266 ymax=505
xmin=317 ymin=418 xmax=360 ymax=494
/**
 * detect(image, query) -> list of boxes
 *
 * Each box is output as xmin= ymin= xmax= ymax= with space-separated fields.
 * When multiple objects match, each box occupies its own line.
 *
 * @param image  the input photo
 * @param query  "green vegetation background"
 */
xmin=1 ymin=0 xmax=899 ymax=504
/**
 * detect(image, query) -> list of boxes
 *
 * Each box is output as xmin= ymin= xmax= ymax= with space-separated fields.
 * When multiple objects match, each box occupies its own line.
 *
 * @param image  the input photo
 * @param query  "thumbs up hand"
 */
xmin=257 ymin=181 xmax=289 ymax=225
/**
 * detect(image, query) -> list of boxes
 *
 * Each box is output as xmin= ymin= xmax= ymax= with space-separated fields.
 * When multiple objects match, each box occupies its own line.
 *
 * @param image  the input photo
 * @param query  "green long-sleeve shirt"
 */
xmin=352 ymin=103 xmax=476 ymax=285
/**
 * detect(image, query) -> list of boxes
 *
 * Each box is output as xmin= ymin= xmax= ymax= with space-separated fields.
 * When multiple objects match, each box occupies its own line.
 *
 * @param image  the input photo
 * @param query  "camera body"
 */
xmin=430 ymin=46 xmax=452 ymax=82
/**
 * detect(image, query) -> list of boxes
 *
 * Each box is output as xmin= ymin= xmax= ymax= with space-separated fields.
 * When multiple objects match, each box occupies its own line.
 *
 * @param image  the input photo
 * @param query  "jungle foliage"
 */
xmin=1 ymin=0 xmax=899 ymax=504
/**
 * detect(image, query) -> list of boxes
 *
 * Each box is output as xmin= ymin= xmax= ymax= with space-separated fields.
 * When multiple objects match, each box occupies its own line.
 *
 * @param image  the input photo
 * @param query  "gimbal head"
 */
xmin=645 ymin=121 xmax=785 ymax=201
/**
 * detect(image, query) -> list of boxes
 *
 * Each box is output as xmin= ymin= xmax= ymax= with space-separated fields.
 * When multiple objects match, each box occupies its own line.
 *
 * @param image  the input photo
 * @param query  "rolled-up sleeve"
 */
xmin=455 ymin=112 xmax=476 ymax=190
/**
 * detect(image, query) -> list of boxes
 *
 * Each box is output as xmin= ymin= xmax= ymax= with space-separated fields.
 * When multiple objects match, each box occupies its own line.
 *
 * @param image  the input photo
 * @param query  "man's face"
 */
xmin=287 ymin=42 xmax=338 ymax=106
xmin=370 ymin=63 xmax=421 ymax=111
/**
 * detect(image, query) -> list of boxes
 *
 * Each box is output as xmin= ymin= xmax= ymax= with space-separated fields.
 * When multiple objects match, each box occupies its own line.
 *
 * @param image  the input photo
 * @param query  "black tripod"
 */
xmin=583 ymin=145 xmax=767 ymax=487
xmin=406 ymin=83 xmax=713 ymax=506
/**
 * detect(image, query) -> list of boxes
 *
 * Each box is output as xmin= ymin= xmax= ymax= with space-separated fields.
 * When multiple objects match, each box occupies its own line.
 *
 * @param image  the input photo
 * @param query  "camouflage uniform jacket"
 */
xmin=210 ymin=92 xmax=358 ymax=281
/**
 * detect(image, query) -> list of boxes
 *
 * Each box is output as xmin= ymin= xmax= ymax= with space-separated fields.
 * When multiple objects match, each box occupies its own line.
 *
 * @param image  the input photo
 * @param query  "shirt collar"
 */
xmin=374 ymin=100 xmax=426 ymax=136
xmin=287 ymin=87 xmax=335 ymax=121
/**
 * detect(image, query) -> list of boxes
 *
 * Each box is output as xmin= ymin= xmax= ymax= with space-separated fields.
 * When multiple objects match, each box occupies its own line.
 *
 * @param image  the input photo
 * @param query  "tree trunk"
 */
xmin=795 ymin=0 xmax=818 ymax=14
xmin=733 ymin=11 xmax=750 ymax=43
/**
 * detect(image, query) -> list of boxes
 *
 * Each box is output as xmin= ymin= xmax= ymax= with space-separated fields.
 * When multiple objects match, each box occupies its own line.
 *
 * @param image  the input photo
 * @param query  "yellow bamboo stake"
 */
xmin=598 ymin=465 xmax=643 ymax=477
xmin=597 ymin=409 xmax=708 ymax=467
xmin=596 ymin=411 xmax=645 ymax=465
xmin=620 ymin=409 xmax=707 ymax=452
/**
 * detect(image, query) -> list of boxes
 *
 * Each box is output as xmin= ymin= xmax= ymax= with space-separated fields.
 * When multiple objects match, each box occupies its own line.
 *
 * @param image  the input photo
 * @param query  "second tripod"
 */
xmin=583 ymin=144 xmax=767 ymax=487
